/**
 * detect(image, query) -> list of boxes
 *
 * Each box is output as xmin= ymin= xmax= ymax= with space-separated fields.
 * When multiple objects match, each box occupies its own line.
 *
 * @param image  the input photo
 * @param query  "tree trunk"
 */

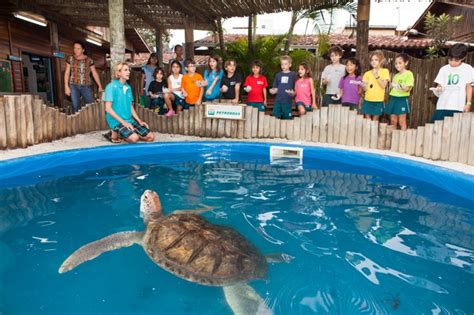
xmin=356 ymin=0 xmax=370 ymax=71
xmin=248 ymin=15 xmax=254 ymax=55
xmin=108 ymin=0 xmax=125 ymax=80
xmin=155 ymin=27 xmax=164 ymax=68
xmin=184 ymin=18 xmax=195 ymax=61
xmin=217 ymin=18 xmax=226 ymax=57
xmin=284 ymin=11 xmax=298 ymax=55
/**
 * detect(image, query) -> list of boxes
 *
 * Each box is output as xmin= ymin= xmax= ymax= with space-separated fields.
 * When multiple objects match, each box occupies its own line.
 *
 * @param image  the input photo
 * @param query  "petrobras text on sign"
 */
xmin=205 ymin=103 xmax=244 ymax=120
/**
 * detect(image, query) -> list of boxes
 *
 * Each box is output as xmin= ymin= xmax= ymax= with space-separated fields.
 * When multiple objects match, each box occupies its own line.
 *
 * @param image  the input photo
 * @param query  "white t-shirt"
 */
xmin=168 ymin=74 xmax=184 ymax=98
xmin=321 ymin=64 xmax=346 ymax=95
xmin=434 ymin=63 xmax=474 ymax=111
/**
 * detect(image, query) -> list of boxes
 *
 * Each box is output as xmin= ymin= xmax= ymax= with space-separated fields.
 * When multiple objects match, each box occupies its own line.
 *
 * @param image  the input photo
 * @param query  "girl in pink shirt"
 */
xmin=295 ymin=62 xmax=317 ymax=115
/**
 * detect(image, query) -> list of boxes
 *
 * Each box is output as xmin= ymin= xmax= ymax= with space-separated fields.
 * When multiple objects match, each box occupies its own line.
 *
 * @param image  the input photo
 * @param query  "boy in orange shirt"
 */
xmin=181 ymin=59 xmax=204 ymax=109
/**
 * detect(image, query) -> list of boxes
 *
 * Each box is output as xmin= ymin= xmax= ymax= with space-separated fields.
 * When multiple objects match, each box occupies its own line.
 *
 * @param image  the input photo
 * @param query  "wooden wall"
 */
xmin=2 ymin=94 xmax=472 ymax=167
xmin=0 ymin=17 xmax=108 ymax=96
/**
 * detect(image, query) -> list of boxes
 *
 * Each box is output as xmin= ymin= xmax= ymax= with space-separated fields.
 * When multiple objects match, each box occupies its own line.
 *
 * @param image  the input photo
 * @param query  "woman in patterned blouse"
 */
xmin=64 ymin=41 xmax=103 ymax=113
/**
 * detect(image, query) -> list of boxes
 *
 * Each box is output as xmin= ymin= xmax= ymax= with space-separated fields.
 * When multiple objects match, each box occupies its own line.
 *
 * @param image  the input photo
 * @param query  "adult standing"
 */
xmin=64 ymin=41 xmax=103 ymax=113
xmin=168 ymin=45 xmax=185 ymax=75
xmin=140 ymin=53 xmax=159 ymax=108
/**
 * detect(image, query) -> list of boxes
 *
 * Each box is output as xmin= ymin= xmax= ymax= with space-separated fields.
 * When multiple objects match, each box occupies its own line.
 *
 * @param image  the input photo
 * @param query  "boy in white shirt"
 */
xmin=321 ymin=46 xmax=346 ymax=106
xmin=431 ymin=44 xmax=473 ymax=122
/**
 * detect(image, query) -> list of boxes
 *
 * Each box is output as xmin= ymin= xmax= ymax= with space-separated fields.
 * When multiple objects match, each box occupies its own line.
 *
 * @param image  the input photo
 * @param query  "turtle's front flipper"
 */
xmin=265 ymin=253 xmax=294 ymax=264
xmin=59 ymin=231 xmax=144 ymax=274
xmin=172 ymin=204 xmax=217 ymax=215
xmin=223 ymin=283 xmax=272 ymax=315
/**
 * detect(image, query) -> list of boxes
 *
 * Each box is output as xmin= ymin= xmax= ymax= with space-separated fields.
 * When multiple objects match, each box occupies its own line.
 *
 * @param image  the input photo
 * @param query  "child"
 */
xmin=321 ymin=46 xmax=346 ymax=107
xmin=164 ymin=60 xmax=185 ymax=116
xmin=220 ymin=59 xmax=243 ymax=104
xmin=270 ymin=55 xmax=297 ymax=119
xmin=334 ymin=57 xmax=362 ymax=111
xmin=203 ymin=55 xmax=224 ymax=102
xmin=141 ymin=53 xmax=158 ymax=108
xmin=104 ymin=62 xmax=154 ymax=143
xmin=295 ymin=62 xmax=317 ymax=115
xmin=168 ymin=44 xmax=185 ymax=75
xmin=243 ymin=60 xmax=268 ymax=112
xmin=181 ymin=58 xmax=204 ymax=108
xmin=361 ymin=50 xmax=390 ymax=121
xmin=386 ymin=53 xmax=414 ymax=130
xmin=431 ymin=44 xmax=473 ymax=122
xmin=147 ymin=67 xmax=167 ymax=114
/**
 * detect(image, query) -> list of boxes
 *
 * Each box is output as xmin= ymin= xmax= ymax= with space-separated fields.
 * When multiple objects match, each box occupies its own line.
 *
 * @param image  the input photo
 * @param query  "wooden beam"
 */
xmin=109 ymin=0 xmax=125 ymax=78
xmin=184 ymin=17 xmax=195 ymax=60
xmin=356 ymin=0 xmax=370 ymax=71
xmin=49 ymin=21 xmax=63 ymax=108
xmin=248 ymin=15 xmax=254 ymax=55
xmin=124 ymin=0 xmax=164 ymax=29
xmin=155 ymin=27 xmax=164 ymax=68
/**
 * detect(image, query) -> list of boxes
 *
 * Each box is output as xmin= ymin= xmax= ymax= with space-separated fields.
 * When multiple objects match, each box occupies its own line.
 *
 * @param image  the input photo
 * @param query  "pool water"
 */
xmin=0 ymin=143 xmax=473 ymax=314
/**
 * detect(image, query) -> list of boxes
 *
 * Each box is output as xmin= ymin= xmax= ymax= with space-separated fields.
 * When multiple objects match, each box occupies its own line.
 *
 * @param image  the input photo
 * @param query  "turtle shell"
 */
xmin=142 ymin=214 xmax=268 ymax=286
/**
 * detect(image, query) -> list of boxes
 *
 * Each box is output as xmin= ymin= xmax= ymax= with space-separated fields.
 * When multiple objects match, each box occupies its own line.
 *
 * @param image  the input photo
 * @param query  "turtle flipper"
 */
xmin=172 ymin=204 xmax=217 ymax=215
xmin=265 ymin=253 xmax=294 ymax=264
xmin=59 ymin=231 xmax=144 ymax=274
xmin=223 ymin=283 xmax=272 ymax=315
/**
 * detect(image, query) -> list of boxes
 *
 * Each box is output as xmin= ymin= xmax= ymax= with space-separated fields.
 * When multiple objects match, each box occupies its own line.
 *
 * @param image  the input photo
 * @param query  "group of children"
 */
xmin=104 ymin=43 xmax=472 ymax=143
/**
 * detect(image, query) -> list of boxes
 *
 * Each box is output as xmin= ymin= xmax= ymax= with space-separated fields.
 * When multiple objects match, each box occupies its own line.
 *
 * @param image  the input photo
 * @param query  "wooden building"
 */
xmin=0 ymin=3 xmax=150 ymax=108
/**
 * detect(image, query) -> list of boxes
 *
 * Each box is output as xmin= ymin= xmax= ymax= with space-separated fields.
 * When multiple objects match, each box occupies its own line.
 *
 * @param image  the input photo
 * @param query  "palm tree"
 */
xmin=283 ymin=1 xmax=357 ymax=55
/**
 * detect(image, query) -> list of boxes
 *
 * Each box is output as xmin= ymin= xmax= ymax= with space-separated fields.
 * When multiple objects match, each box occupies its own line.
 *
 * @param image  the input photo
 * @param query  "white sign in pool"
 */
xmin=205 ymin=103 xmax=244 ymax=120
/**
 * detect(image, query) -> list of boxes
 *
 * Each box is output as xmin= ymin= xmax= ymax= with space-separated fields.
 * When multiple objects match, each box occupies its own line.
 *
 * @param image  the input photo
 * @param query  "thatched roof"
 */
xmin=8 ymin=0 xmax=351 ymax=30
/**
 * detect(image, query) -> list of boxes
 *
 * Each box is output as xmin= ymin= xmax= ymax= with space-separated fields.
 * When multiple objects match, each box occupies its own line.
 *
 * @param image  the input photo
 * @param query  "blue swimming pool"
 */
xmin=0 ymin=142 xmax=473 ymax=314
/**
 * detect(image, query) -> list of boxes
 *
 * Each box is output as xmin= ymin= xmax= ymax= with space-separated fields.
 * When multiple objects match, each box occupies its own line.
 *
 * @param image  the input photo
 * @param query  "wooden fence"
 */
xmin=1 ymin=94 xmax=473 ymax=166
xmin=313 ymin=51 xmax=474 ymax=129
xmin=0 ymin=95 xmax=107 ymax=149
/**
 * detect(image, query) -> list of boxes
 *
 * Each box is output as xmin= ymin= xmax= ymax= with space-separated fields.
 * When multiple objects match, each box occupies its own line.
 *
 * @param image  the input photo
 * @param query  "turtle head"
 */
xmin=140 ymin=190 xmax=163 ymax=224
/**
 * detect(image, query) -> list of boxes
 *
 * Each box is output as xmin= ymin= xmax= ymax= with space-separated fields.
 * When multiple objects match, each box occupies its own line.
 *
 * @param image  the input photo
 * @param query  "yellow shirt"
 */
xmin=363 ymin=68 xmax=390 ymax=102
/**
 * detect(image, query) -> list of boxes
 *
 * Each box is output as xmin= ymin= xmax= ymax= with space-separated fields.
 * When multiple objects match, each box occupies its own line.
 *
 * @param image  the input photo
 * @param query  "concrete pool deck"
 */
xmin=0 ymin=131 xmax=473 ymax=176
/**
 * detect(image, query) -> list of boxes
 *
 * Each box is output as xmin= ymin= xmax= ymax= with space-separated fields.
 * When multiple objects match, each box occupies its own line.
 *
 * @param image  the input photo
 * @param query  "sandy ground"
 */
xmin=0 ymin=130 xmax=473 ymax=175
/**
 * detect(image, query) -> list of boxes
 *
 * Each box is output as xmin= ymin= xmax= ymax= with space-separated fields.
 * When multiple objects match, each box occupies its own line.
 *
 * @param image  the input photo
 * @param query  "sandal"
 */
xmin=103 ymin=131 xmax=121 ymax=143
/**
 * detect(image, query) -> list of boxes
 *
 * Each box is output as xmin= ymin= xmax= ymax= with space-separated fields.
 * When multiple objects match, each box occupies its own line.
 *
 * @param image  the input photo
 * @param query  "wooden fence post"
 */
xmin=431 ymin=120 xmax=443 ymax=160
xmin=319 ymin=107 xmax=328 ymax=143
xmin=0 ymin=97 xmax=6 ymax=149
xmin=33 ymin=99 xmax=43 ymax=143
xmin=15 ymin=96 xmax=28 ymax=148
xmin=377 ymin=123 xmax=387 ymax=150
xmin=311 ymin=110 xmax=320 ymax=142
xmin=458 ymin=113 xmax=472 ymax=164
xmin=422 ymin=123 xmax=434 ymax=159
xmin=448 ymin=113 xmax=462 ymax=162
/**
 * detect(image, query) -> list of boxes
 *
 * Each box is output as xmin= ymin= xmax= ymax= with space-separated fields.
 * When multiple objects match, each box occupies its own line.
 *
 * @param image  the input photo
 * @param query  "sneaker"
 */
xmin=165 ymin=109 xmax=175 ymax=117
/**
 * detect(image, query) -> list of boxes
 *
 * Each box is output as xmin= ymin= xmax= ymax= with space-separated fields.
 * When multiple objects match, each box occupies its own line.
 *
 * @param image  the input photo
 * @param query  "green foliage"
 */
xmin=136 ymin=28 xmax=171 ymax=53
xmin=424 ymin=12 xmax=463 ymax=59
xmin=288 ymin=50 xmax=315 ymax=70
xmin=214 ymin=35 xmax=287 ymax=80
xmin=316 ymin=34 xmax=331 ymax=58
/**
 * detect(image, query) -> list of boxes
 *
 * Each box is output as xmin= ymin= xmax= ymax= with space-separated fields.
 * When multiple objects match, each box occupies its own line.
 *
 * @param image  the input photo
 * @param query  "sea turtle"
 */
xmin=59 ymin=190 xmax=292 ymax=314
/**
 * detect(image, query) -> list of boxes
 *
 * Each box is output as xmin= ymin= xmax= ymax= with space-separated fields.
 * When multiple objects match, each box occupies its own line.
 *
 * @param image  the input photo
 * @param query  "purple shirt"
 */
xmin=338 ymin=75 xmax=362 ymax=105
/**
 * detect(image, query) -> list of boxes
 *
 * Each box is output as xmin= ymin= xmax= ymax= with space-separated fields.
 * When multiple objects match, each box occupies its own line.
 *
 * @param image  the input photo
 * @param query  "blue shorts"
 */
xmin=272 ymin=102 xmax=292 ymax=120
xmin=295 ymin=101 xmax=312 ymax=112
xmin=342 ymin=102 xmax=358 ymax=110
xmin=247 ymin=102 xmax=265 ymax=112
xmin=361 ymin=100 xmax=384 ymax=116
xmin=385 ymin=96 xmax=410 ymax=115
xmin=431 ymin=110 xmax=462 ymax=123
xmin=322 ymin=94 xmax=338 ymax=107
xmin=114 ymin=121 xmax=150 ymax=139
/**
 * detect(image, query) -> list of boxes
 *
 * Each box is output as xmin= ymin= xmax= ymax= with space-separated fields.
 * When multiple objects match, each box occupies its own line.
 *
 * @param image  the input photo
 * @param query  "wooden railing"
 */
xmin=0 ymin=95 xmax=107 ymax=149
xmin=1 ymin=94 xmax=473 ymax=166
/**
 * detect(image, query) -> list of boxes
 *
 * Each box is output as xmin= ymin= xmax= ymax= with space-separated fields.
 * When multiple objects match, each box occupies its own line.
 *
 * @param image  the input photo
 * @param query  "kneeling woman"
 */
xmin=104 ymin=62 xmax=155 ymax=143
